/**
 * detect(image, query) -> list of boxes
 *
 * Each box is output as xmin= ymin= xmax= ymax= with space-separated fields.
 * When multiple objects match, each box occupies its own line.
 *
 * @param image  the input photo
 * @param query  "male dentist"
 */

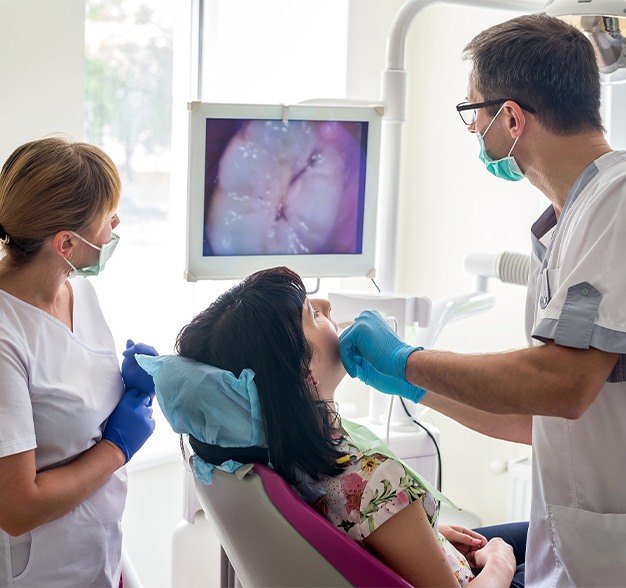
xmin=340 ymin=13 xmax=626 ymax=587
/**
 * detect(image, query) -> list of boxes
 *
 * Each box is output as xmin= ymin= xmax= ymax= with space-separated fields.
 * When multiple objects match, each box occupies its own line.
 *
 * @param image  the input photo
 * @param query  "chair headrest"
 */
xmin=189 ymin=435 xmax=269 ymax=466
xmin=135 ymin=354 xmax=269 ymax=484
xmin=136 ymin=354 xmax=267 ymax=448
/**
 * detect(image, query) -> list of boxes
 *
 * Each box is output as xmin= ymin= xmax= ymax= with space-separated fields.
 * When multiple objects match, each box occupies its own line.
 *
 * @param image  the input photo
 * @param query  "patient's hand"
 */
xmin=472 ymin=538 xmax=515 ymax=574
xmin=438 ymin=524 xmax=487 ymax=567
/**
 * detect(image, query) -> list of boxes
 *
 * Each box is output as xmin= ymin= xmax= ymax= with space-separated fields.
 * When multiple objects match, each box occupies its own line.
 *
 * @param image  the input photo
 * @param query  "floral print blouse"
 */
xmin=295 ymin=430 xmax=475 ymax=587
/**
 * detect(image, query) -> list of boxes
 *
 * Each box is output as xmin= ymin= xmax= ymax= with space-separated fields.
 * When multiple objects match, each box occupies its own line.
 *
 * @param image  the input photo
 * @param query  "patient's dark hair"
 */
xmin=176 ymin=266 xmax=344 ymax=485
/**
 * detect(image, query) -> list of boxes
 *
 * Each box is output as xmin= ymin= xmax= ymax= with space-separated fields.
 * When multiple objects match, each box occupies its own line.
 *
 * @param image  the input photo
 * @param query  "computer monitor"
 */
xmin=184 ymin=102 xmax=382 ymax=280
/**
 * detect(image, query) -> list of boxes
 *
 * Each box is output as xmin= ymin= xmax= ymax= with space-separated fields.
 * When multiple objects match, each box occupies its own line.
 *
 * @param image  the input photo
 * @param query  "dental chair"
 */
xmin=193 ymin=462 xmax=412 ymax=587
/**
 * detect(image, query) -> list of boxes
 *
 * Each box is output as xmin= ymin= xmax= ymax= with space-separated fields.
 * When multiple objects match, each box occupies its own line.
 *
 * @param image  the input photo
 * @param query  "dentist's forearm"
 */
xmin=420 ymin=391 xmax=532 ymax=444
xmin=405 ymin=342 xmax=618 ymax=418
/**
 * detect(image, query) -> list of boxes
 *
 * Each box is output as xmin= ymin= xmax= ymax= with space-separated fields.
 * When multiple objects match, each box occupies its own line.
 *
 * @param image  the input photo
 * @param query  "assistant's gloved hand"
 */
xmin=122 ymin=339 xmax=158 ymax=397
xmin=102 ymin=388 xmax=156 ymax=463
xmin=339 ymin=310 xmax=426 ymax=402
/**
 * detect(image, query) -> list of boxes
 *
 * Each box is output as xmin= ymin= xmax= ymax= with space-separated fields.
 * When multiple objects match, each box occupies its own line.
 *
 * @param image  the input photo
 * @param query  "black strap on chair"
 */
xmin=189 ymin=435 xmax=270 ymax=466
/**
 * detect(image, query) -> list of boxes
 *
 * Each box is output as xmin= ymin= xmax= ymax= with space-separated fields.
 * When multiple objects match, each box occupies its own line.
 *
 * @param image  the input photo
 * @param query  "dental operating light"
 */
xmin=544 ymin=0 xmax=626 ymax=84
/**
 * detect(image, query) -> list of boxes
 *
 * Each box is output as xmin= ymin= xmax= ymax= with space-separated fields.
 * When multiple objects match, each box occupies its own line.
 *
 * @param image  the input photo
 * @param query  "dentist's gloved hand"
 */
xmin=122 ymin=339 xmax=158 ymax=397
xmin=339 ymin=310 xmax=426 ymax=403
xmin=102 ymin=388 xmax=155 ymax=463
xmin=352 ymin=356 xmax=427 ymax=403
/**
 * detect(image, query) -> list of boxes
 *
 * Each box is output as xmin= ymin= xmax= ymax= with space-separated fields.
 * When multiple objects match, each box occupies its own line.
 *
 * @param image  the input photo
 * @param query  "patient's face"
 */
xmin=302 ymin=298 xmax=345 ymax=401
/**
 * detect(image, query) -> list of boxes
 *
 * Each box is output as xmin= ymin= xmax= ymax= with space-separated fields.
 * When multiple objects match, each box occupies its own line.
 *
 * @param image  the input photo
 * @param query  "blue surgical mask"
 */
xmin=66 ymin=232 xmax=120 ymax=277
xmin=477 ymin=104 xmax=524 ymax=182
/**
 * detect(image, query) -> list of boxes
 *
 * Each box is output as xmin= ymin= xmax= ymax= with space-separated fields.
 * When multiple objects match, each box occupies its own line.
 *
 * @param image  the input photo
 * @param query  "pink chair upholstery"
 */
xmin=253 ymin=464 xmax=412 ymax=587
xmin=193 ymin=462 xmax=411 ymax=587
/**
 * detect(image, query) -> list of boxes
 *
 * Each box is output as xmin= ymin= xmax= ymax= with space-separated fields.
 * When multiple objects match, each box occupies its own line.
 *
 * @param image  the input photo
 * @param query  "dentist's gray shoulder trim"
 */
xmin=555 ymin=282 xmax=602 ymax=349
xmin=533 ymin=286 xmax=626 ymax=383
xmin=530 ymin=206 xmax=556 ymax=262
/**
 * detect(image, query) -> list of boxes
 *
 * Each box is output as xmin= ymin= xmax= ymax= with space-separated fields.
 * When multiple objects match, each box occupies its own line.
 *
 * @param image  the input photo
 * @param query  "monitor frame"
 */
xmin=184 ymin=101 xmax=382 ymax=281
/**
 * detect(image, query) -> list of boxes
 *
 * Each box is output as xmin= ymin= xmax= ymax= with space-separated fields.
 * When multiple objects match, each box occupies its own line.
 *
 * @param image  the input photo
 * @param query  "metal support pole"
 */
xmin=376 ymin=0 xmax=544 ymax=292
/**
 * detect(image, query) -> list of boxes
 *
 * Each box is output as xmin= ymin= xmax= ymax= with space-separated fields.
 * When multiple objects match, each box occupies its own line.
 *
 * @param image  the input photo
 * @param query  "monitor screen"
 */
xmin=185 ymin=103 xmax=381 ymax=280
xmin=204 ymin=118 xmax=367 ymax=257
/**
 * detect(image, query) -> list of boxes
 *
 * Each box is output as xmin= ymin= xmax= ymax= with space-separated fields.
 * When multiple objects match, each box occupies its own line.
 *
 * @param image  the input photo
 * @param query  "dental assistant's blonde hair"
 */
xmin=0 ymin=136 xmax=121 ymax=268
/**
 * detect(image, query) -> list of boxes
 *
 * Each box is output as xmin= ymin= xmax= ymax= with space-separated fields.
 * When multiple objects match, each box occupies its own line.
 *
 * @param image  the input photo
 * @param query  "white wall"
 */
xmin=346 ymin=0 xmax=537 ymax=524
xmin=0 ymin=0 xmax=85 ymax=162
xmin=606 ymin=84 xmax=626 ymax=150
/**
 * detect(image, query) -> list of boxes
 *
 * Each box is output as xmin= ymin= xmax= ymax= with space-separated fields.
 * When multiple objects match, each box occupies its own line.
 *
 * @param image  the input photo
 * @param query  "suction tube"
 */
xmin=497 ymin=251 xmax=531 ymax=286
xmin=464 ymin=251 xmax=531 ymax=288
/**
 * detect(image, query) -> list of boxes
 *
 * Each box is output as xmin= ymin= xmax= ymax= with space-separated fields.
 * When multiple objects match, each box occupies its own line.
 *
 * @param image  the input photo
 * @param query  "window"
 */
xmin=85 ymin=0 xmax=184 ymax=466
xmin=199 ymin=0 xmax=349 ymax=104
xmin=85 ymin=0 xmax=352 ymax=466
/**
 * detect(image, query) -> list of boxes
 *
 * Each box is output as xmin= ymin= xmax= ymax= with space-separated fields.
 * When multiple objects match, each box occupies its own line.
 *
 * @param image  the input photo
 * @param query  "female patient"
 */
xmin=174 ymin=267 xmax=519 ymax=587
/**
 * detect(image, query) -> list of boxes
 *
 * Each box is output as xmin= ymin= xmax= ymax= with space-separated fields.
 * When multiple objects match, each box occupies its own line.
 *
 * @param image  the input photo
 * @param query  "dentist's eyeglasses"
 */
xmin=456 ymin=98 xmax=536 ymax=126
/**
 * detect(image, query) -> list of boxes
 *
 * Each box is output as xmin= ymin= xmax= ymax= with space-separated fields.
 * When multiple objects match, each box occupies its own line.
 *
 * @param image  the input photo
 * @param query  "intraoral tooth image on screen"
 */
xmin=203 ymin=118 xmax=368 ymax=256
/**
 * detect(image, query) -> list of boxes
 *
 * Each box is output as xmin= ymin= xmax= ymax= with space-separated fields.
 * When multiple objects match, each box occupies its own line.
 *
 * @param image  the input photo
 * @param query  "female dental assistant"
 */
xmin=0 ymin=138 xmax=155 ymax=587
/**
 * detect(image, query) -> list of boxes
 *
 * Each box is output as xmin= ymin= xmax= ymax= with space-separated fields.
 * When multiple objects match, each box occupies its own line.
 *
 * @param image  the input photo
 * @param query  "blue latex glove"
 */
xmin=339 ymin=310 xmax=425 ymax=401
xmin=102 ymin=388 xmax=155 ymax=463
xmin=353 ymin=356 xmax=426 ymax=403
xmin=122 ymin=339 xmax=158 ymax=397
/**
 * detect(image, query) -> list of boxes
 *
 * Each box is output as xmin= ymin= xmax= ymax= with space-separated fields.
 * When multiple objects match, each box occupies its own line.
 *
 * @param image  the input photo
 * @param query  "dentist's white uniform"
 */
xmin=0 ymin=278 xmax=125 ymax=587
xmin=526 ymin=150 xmax=626 ymax=586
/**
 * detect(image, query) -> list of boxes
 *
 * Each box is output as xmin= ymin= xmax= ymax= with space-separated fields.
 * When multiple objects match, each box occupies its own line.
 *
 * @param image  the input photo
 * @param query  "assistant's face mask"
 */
xmin=477 ymin=104 xmax=524 ymax=182
xmin=66 ymin=232 xmax=120 ymax=277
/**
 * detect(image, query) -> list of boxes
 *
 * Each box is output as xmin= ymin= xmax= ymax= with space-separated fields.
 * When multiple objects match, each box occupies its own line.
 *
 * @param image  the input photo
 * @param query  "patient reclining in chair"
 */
xmin=139 ymin=267 xmax=524 ymax=588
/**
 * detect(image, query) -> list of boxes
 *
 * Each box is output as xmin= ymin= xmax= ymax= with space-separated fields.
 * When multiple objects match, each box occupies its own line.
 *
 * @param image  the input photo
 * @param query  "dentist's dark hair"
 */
xmin=464 ymin=13 xmax=603 ymax=135
xmin=176 ymin=266 xmax=344 ymax=485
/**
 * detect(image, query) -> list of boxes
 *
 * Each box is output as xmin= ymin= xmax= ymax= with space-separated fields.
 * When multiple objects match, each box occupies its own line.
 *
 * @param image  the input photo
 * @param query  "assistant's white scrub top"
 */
xmin=525 ymin=151 xmax=626 ymax=587
xmin=0 ymin=277 xmax=125 ymax=587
